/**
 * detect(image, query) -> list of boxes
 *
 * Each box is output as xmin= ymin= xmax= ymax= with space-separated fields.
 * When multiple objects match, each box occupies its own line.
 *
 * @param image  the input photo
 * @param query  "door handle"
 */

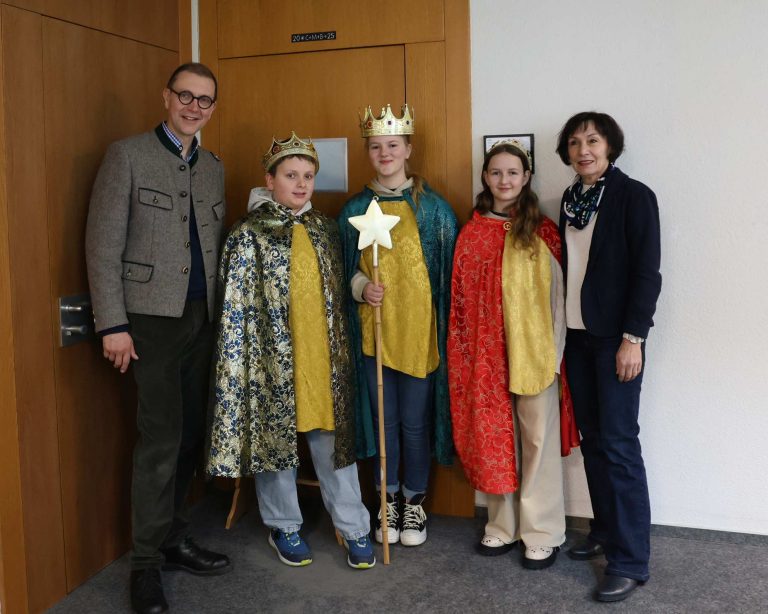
xmin=59 ymin=294 xmax=93 ymax=347
xmin=60 ymin=304 xmax=88 ymax=312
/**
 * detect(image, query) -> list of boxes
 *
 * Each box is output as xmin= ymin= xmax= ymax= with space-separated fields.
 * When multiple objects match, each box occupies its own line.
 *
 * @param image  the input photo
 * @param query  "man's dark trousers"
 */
xmin=128 ymin=299 xmax=212 ymax=570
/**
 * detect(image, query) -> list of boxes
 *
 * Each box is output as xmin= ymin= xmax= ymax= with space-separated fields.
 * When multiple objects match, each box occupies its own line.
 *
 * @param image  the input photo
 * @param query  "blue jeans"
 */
xmin=565 ymin=329 xmax=651 ymax=582
xmin=253 ymin=429 xmax=370 ymax=540
xmin=364 ymin=357 xmax=433 ymax=499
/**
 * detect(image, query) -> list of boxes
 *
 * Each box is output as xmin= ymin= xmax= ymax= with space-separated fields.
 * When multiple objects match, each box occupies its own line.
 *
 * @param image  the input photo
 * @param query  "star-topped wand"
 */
xmin=348 ymin=196 xmax=400 ymax=565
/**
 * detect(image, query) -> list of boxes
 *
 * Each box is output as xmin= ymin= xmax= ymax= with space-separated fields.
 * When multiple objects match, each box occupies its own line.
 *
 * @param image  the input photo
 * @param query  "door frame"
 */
xmin=198 ymin=0 xmax=475 ymax=517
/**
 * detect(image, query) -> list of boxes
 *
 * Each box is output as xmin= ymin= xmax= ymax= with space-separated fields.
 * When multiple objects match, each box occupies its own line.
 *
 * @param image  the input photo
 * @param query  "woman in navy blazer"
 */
xmin=556 ymin=112 xmax=661 ymax=603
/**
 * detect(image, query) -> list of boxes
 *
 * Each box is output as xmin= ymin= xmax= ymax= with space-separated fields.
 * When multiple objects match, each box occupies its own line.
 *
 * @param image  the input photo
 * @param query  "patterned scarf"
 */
xmin=563 ymin=165 xmax=613 ymax=229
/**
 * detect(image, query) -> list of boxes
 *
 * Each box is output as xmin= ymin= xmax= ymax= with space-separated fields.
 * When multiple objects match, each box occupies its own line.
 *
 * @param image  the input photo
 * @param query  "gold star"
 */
xmin=348 ymin=198 xmax=400 ymax=250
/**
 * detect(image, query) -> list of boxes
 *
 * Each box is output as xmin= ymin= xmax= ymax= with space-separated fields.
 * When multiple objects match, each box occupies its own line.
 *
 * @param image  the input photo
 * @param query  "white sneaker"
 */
xmin=374 ymin=492 xmax=400 ymax=544
xmin=400 ymin=494 xmax=427 ymax=546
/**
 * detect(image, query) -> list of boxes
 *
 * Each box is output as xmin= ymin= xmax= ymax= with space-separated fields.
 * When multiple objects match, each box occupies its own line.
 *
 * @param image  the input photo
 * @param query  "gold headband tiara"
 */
xmin=359 ymin=104 xmax=414 ymax=137
xmin=488 ymin=139 xmax=532 ymax=168
xmin=262 ymin=131 xmax=319 ymax=171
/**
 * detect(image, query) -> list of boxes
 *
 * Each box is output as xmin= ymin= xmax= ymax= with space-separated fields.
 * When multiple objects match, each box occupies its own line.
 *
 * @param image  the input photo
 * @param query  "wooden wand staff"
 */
xmin=348 ymin=196 xmax=399 ymax=564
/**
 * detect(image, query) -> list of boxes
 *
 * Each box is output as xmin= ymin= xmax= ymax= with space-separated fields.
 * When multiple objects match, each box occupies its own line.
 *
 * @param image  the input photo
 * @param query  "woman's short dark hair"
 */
xmin=556 ymin=111 xmax=624 ymax=165
xmin=167 ymin=62 xmax=218 ymax=101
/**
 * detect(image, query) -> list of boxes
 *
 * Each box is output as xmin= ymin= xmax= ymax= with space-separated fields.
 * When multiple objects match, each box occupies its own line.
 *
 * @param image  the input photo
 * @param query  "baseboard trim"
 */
xmin=473 ymin=507 xmax=768 ymax=546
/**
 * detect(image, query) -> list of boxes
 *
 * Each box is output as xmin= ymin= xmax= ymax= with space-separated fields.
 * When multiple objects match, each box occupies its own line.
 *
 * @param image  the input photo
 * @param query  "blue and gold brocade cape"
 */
xmin=207 ymin=201 xmax=356 ymax=476
xmin=338 ymin=183 xmax=458 ymax=465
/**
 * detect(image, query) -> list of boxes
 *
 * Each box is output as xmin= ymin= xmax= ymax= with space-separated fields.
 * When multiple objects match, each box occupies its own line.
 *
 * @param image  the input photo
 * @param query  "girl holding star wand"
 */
xmin=339 ymin=105 xmax=458 ymax=547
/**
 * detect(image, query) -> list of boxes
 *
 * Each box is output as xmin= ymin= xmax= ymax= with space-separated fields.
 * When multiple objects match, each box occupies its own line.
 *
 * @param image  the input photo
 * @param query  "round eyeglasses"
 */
xmin=169 ymin=88 xmax=215 ymax=110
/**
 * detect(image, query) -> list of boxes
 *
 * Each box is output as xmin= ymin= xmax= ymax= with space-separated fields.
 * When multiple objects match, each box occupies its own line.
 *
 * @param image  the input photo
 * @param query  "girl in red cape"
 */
xmin=448 ymin=141 xmax=579 ymax=570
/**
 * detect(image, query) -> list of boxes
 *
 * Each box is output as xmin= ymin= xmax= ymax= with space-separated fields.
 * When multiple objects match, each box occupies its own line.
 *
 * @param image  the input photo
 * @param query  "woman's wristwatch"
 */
xmin=622 ymin=332 xmax=644 ymax=344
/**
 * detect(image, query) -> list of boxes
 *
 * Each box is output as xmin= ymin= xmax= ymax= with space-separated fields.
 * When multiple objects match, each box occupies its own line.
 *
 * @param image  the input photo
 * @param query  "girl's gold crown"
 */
xmin=488 ymin=139 xmax=532 ymax=168
xmin=263 ymin=131 xmax=319 ymax=171
xmin=359 ymin=104 xmax=415 ymax=137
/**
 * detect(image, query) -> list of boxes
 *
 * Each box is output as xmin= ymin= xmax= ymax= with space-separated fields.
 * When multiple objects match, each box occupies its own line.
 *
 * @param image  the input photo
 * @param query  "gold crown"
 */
xmin=359 ymin=104 xmax=414 ymax=137
xmin=262 ymin=131 xmax=319 ymax=171
xmin=488 ymin=139 xmax=532 ymax=168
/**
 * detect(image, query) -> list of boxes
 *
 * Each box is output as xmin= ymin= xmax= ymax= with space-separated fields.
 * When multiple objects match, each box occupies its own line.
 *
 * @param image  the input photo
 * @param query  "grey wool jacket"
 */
xmin=86 ymin=130 xmax=226 ymax=332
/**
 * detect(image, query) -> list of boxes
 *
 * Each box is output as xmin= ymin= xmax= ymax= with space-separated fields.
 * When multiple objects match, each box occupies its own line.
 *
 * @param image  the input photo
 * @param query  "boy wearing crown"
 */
xmin=339 ymin=105 xmax=458 ymax=547
xmin=207 ymin=133 xmax=375 ymax=569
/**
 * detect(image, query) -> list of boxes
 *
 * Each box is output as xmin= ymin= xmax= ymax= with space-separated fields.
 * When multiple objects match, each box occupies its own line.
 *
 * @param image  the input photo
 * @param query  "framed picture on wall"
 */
xmin=484 ymin=133 xmax=535 ymax=173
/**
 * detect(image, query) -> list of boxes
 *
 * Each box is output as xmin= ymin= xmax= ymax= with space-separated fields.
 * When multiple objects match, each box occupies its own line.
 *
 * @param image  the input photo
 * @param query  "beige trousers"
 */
xmin=484 ymin=379 xmax=566 ymax=548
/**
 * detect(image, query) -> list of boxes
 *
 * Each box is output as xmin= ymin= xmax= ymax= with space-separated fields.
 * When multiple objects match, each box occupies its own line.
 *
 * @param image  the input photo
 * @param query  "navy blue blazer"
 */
xmin=559 ymin=167 xmax=661 ymax=339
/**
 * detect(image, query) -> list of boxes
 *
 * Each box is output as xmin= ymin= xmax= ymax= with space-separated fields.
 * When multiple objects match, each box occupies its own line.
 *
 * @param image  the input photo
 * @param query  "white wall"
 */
xmin=471 ymin=0 xmax=768 ymax=534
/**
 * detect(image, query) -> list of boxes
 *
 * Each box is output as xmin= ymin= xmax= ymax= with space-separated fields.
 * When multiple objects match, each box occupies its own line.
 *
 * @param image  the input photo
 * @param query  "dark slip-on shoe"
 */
xmin=567 ymin=539 xmax=605 ymax=561
xmin=161 ymin=537 xmax=232 ymax=576
xmin=595 ymin=575 xmax=641 ymax=602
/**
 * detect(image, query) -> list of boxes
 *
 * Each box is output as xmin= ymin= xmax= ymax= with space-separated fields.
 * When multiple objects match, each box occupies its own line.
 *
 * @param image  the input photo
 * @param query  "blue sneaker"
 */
xmin=268 ymin=529 xmax=313 ymax=567
xmin=344 ymin=535 xmax=376 ymax=569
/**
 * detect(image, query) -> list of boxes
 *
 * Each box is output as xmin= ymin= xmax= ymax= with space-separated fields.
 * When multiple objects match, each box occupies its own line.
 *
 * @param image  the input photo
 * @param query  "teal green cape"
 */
xmin=338 ymin=183 xmax=458 ymax=465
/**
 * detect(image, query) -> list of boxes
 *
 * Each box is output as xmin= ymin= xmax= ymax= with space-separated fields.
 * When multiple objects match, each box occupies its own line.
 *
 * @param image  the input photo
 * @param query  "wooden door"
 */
xmin=0 ymin=2 xmax=186 ymax=609
xmin=219 ymin=45 xmax=405 ymax=221
xmin=201 ymin=0 xmax=474 ymax=516
xmin=42 ymin=17 xmax=179 ymax=589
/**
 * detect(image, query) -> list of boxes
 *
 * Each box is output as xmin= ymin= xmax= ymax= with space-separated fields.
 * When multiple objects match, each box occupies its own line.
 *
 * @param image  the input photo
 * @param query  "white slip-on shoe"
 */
xmin=523 ymin=545 xmax=559 ymax=570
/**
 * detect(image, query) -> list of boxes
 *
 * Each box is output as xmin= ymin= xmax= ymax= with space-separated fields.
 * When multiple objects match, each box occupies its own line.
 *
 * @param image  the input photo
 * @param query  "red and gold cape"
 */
xmin=448 ymin=211 xmax=579 ymax=494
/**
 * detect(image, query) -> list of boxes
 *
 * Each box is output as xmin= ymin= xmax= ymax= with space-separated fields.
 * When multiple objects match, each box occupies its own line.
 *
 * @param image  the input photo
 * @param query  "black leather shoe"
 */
xmin=595 ymin=575 xmax=640 ymax=602
xmin=130 ymin=569 xmax=168 ymax=614
xmin=161 ymin=537 xmax=232 ymax=576
xmin=567 ymin=539 xmax=605 ymax=560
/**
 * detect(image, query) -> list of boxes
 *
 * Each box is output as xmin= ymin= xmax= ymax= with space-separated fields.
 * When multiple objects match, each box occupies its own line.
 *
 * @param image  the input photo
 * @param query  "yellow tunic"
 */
xmin=358 ymin=199 xmax=439 ymax=378
xmin=290 ymin=224 xmax=335 ymax=431
xmin=501 ymin=234 xmax=556 ymax=395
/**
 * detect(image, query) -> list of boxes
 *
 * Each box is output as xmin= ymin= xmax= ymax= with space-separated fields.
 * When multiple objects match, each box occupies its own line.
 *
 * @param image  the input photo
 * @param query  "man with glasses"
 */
xmin=86 ymin=62 xmax=230 ymax=614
